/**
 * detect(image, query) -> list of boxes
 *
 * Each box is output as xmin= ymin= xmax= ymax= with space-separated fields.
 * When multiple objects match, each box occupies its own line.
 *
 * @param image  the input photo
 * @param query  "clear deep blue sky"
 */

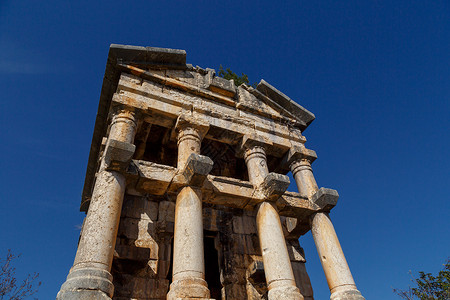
xmin=1 ymin=1 xmax=449 ymax=299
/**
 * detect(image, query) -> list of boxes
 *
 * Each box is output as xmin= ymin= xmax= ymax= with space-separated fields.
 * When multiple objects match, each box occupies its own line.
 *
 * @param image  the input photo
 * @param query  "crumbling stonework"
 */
xmin=57 ymin=44 xmax=364 ymax=300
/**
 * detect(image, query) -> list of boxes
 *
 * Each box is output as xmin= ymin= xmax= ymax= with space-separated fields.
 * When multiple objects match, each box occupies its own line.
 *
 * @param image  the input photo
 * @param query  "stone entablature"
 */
xmin=58 ymin=44 xmax=364 ymax=300
xmin=80 ymin=45 xmax=313 ymax=212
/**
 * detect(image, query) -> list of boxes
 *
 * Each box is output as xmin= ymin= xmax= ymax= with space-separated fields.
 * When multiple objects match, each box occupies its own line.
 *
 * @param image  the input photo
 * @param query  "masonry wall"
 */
xmin=111 ymin=193 xmax=313 ymax=300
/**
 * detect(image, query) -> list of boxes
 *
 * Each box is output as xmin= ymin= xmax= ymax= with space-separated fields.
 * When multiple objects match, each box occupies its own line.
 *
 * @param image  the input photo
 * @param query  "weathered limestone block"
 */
xmin=112 ymin=274 xmax=169 ymax=299
xmin=209 ymin=76 xmax=236 ymax=98
xmin=246 ymin=260 xmax=265 ymax=286
xmin=280 ymin=216 xmax=315 ymax=240
xmin=134 ymin=217 xmax=158 ymax=250
xmin=226 ymin=254 xmax=252 ymax=269
xmin=201 ymin=175 xmax=255 ymax=209
xmin=114 ymin=238 xmax=155 ymax=262
xmin=230 ymin=234 xmax=261 ymax=256
xmin=121 ymin=196 xmax=159 ymax=221
xmin=179 ymin=153 xmax=214 ymax=187
xmin=113 ymin=257 xmax=158 ymax=278
xmin=147 ymin=259 xmax=159 ymax=277
xmin=157 ymin=259 xmax=171 ymax=280
xmin=292 ymin=262 xmax=314 ymax=300
xmin=245 ymin=257 xmax=267 ymax=298
xmin=157 ymin=200 xmax=175 ymax=233
xmin=222 ymin=283 xmax=248 ymax=300
xmin=246 ymin=282 xmax=265 ymax=300
xmin=221 ymin=267 xmax=248 ymax=285
xmin=256 ymin=79 xmax=315 ymax=125
xmin=255 ymin=172 xmax=290 ymax=203
xmin=286 ymin=239 xmax=306 ymax=262
xmin=237 ymin=86 xmax=284 ymax=123
xmin=155 ymin=237 xmax=172 ymax=280
xmin=203 ymin=206 xmax=220 ymax=232
xmin=117 ymin=217 xmax=156 ymax=241
xmin=104 ymin=139 xmax=136 ymax=171
xmin=166 ymin=69 xmax=212 ymax=90
xmin=158 ymin=201 xmax=175 ymax=223
xmin=232 ymin=215 xmax=257 ymax=235
xmin=310 ymin=188 xmax=339 ymax=212
xmin=133 ymin=160 xmax=177 ymax=195
xmin=157 ymin=238 xmax=172 ymax=262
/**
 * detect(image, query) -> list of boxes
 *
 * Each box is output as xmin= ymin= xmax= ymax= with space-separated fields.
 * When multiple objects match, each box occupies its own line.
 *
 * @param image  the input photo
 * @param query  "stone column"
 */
xmin=167 ymin=119 xmax=211 ymax=300
xmin=244 ymin=144 xmax=303 ymax=300
xmin=288 ymin=145 xmax=364 ymax=300
xmin=57 ymin=108 xmax=137 ymax=300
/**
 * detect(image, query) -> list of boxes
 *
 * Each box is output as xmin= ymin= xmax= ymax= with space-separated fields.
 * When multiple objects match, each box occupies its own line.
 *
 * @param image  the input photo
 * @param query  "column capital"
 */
xmin=288 ymin=144 xmax=319 ymax=200
xmin=239 ymin=133 xmax=273 ymax=159
xmin=174 ymin=113 xmax=210 ymax=141
xmin=287 ymin=144 xmax=317 ymax=166
xmin=110 ymin=105 xmax=139 ymax=127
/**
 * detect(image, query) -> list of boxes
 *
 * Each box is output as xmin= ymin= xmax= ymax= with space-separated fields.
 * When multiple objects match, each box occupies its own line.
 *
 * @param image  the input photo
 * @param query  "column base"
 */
xmin=57 ymin=267 xmax=114 ymax=299
xmin=268 ymin=285 xmax=304 ymax=300
xmin=330 ymin=287 xmax=365 ymax=300
xmin=167 ymin=277 xmax=210 ymax=300
xmin=56 ymin=289 xmax=111 ymax=300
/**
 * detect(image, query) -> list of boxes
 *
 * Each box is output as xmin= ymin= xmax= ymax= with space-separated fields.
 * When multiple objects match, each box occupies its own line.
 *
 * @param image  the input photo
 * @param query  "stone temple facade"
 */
xmin=57 ymin=44 xmax=365 ymax=300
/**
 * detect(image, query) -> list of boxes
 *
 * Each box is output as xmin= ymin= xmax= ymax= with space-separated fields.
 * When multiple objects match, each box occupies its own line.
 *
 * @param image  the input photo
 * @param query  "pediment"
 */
xmin=106 ymin=44 xmax=314 ymax=128
xmin=255 ymin=79 xmax=315 ymax=126
xmin=237 ymin=86 xmax=291 ymax=123
xmin=237 ymin=82 xmax=314 ymax=128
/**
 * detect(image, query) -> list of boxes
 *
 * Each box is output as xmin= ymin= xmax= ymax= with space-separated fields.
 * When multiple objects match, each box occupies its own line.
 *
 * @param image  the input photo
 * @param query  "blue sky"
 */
xmin=0 ymin=1 xmax=449 ymax=299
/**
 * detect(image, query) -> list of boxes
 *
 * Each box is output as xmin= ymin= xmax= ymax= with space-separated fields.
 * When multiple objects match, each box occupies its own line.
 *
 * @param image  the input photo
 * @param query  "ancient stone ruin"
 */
xmin=57 ymin=44 xmax=365 ymax=300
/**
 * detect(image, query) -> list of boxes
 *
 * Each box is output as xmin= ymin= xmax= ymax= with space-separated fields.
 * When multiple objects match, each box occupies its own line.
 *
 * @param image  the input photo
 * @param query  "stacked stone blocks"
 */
xmin=57 ymin=44 xmax=364 ymax=300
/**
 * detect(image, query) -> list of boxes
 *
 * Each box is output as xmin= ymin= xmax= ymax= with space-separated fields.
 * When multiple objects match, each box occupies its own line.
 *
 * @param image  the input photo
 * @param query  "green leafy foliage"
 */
xmin=393 ymin=259 xmax=450 ymax=300
xmin=218 ymin=65 xmax=256 ymax=87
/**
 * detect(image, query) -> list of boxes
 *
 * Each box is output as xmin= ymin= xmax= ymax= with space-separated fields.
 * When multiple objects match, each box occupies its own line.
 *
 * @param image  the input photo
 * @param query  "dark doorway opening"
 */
xmin=204 ymin=232 xmax=221 ymax=299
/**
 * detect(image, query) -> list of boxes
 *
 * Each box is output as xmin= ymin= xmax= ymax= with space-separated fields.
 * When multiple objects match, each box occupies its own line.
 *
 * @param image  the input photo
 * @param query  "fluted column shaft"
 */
xmin=290 ymin=157 xmax=364 ymax=300
xmin=58 ymin=108 xmax=137 ymax=299
xmin=245 ymin=146 xmax=303 ymax=300
xmin=167 ymin=125 xmax=210 ymax=300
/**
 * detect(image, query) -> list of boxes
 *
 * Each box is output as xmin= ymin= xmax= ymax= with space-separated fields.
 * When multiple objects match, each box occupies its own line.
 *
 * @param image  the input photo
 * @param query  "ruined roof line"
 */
xmin=81 ymin=44 xmax=315 ymax=211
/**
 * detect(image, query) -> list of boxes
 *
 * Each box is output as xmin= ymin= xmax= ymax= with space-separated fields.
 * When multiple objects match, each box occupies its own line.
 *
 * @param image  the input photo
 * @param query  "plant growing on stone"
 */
xmin=0 ymin=250 xmax=41 ymax=300
xmin=218 ymin=65 xmax=257 ymax=87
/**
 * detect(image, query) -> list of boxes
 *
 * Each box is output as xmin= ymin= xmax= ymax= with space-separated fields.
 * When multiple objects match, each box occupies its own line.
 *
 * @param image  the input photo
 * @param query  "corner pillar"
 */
xmin=288 ymin=145 xmax=364 ymax=300
xmin=243 ymin=139 xmax=303 ymax=300
xmin=167 ymin=116 xmax=212 ymax=300
xmin=57 ymin=108 xmax=138 ymax=300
